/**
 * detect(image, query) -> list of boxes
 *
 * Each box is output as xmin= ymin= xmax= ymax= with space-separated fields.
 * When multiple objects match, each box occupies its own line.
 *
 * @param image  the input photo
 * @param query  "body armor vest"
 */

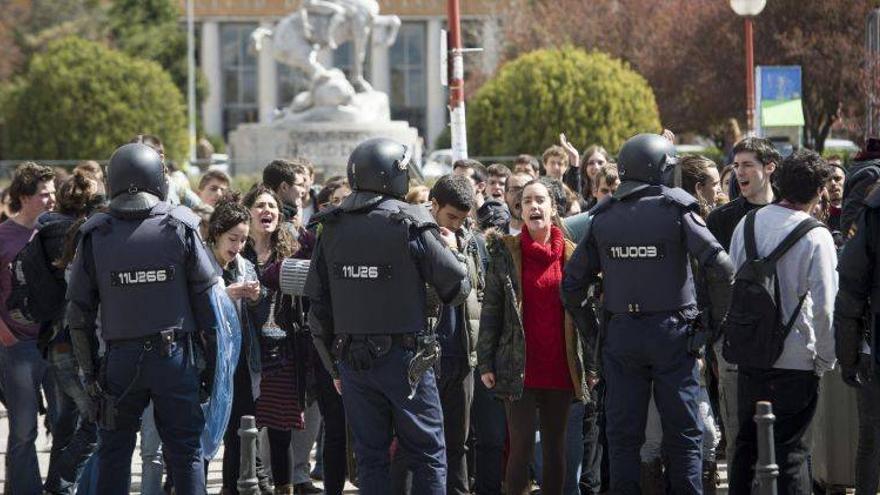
xmin=82 ymin=205 xmax=199 ymax=341
xmin=320 ymin=199 xmax=428 ymax=335
xmin=592 ymin=187 xmax=696 ymax=314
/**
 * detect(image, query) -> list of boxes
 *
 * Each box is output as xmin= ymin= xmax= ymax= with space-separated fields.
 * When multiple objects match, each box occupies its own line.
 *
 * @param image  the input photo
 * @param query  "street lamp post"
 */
xmin=447 ymin=0 xmax=468 ymax=161
xmin=186 ymin=0 xmax=197 ymax=164
xmin=730 ymin=0 xmax=767 ymax=135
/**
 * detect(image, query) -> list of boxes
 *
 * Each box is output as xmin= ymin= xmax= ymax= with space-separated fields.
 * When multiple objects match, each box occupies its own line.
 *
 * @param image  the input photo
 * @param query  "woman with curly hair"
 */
xmin=242 ymin=185 xmax=325 ymax=495
xmin=205 ymin=193 xmax=272 ymax=494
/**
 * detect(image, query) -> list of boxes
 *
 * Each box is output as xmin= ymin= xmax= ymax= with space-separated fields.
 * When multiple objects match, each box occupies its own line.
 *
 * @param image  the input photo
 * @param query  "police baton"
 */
xmin=755 ymin=401 xmax=778 ymax=495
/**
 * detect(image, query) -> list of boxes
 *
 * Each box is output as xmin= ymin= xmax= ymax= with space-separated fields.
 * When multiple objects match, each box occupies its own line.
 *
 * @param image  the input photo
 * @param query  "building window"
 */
xmin=389 ymin=22 xmax=427 ymax=136
xmin=221 ymin=23 xmax=258 ymax=137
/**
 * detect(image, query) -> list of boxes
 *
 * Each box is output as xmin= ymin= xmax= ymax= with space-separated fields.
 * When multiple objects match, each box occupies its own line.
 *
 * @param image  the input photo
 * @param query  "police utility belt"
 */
xmin=108 ymin=329 xmax=189 ymax=357
xmin=333 ymin=332 xmax=441 ymax=399
xmin=98 ymin=329 xmax=195 ymax=432
xmin=607 ymin=305 xmax=709 ymax=359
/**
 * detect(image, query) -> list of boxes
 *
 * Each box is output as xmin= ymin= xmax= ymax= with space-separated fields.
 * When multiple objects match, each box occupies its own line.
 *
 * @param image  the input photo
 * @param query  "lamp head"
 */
xmin=730 ymin=0 xmax=767 ymax=16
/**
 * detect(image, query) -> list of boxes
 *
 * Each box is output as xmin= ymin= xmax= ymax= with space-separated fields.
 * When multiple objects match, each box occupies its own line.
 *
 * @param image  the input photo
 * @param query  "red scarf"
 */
xmin=520 ymin=225 xmax=571 ymax=390
xmin=520 ymin=225 xmax=564 ymax=265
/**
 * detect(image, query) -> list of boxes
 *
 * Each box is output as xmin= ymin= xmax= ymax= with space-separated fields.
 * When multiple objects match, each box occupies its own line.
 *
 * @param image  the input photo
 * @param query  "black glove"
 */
xmin=687 ymin=313 xmax=710 ymax=358
xmin=842 ymin=353 xmax=873 ymax=388
xmin=82 ymin=376 xmax=101 ymax=423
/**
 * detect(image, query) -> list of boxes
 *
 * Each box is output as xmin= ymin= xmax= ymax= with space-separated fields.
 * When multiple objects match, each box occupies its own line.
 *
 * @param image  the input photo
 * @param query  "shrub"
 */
xmin=467 ymin=47 xmax=661 ymax=157
xmin=0 ymin=37 xmax=187 ymax=161
xmin=107 ymin=0 xmax=207 ymax=109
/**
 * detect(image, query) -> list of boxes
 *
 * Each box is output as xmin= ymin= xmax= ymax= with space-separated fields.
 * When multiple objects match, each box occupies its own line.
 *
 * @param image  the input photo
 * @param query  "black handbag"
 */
xmin=259 ymin=295 xmax=291 ymax=373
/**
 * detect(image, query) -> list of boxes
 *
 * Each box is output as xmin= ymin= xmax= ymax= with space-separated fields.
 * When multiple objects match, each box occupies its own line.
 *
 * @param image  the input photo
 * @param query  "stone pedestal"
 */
xmin=228 ymin=120 xmax=421 ymax=177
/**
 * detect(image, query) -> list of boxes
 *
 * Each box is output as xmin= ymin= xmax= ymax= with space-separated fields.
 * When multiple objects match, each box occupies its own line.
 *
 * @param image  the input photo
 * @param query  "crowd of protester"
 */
xmin=0 ymin=128 xmax=871 ymax=495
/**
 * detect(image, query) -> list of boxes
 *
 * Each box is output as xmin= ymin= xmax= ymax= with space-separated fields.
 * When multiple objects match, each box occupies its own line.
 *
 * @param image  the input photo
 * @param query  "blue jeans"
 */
xmin=75 ymin=454 xmax=98 ymax=495
xmin=603 ymin=313 xmax=703 ymax=494
xmin=565 ymin=402 xmax=585 ymax=495
xmin=139 ymin=402 xmax=165 ymax=495
xmin=97 ymin=339 xmax=204 ymax=494
xmin=292 ymin=401 xmax=322 ymax=485
xmin=856 ymin=366 xmax=880 ymax=493
xmin=312 ymin=422 xmax=324 ymax=478
xmin=0 ymin=339 xmax=49 ymax=495
xmin=44 ymin=346 xmax=99 ymax=494
xmin=471 ymin=368 xmax=507 ymax=495
xmin=339 ymin=343 xmax=446 ymax=495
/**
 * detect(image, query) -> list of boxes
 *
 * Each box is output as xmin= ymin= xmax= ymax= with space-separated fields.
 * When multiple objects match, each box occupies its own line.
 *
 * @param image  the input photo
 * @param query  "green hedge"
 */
xmin=0 ymin=37 xmax=187 ymax=161
xmin=467 ymin=47 xmax=661 ymax=157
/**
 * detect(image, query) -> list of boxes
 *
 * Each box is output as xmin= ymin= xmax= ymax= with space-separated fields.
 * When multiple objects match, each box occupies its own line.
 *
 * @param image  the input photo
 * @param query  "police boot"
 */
xmin=702 ymin=460 xmax=719 ymax=495
xmin=274 ymin=484 xmax=293 ymax=495
xmin=639 ymin=459 xmax=665 ymax=495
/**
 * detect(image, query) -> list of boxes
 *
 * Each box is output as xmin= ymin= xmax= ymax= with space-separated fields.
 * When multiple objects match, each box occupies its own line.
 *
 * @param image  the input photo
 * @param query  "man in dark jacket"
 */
xmin=392 ymin=174 xmax=485 ymax=495
xmin=839 ymin=138 xmax=880 ymax=240
xmin=835 ymin=177 xmax=880 ymax=493
xmin=705 ymin=136 xmax=779 ymax=466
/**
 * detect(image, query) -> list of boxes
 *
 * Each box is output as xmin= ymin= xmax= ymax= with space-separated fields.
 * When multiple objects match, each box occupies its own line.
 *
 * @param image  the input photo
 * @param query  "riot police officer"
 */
xmin=67 ymin=143 xmax=220 ymax=494
xmin=562 ymin=134 xmax=734 ymax=494
xmin=836 ymin=185 xmax=880 ymax=493
xmin=305 ymin=138 xmax=470 ymax=495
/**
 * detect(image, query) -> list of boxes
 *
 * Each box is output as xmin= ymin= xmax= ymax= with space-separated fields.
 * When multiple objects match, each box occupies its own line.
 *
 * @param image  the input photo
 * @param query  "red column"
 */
xmin=447 ymin=0 xmax=468 ymax=160
xmin=745 ymin=17 xmax=756 ymax=134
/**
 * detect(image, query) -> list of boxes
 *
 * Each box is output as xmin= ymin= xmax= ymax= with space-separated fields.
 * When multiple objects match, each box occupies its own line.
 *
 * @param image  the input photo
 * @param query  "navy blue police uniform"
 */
xmin=562 ymin=134 xmax=733 ymax=495
xmin=837 ymin=185 xmax=880 ymax=381
xmin=67 ymin=143 xmax=219 ymax=495
xmin=305 ymin=138 xmax=470 ymax=495
xmin=835 ymin=179 xmax=880 ymax=494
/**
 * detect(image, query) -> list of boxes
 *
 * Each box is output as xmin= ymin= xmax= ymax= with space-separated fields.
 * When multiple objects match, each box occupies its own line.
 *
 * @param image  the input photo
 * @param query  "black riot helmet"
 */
xmin=107 ymin=143 xmax=167 ymax=214
xmin=347 ymin=138 xmax=411 ymax=199
xmin=617 ymin=133 xmax=678 ymax=186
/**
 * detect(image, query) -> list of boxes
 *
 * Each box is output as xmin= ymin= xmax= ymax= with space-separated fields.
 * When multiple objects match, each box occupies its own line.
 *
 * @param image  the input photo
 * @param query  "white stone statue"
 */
xmin=252 ymin=0 xmax=401 ymax=122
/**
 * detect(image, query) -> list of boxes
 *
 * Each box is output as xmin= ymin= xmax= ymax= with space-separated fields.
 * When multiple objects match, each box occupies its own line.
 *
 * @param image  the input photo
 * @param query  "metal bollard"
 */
xmin=237 ymin=415 xmax=260 ymax=495
xmin=754 ymin=401 xmax=779 ymax=495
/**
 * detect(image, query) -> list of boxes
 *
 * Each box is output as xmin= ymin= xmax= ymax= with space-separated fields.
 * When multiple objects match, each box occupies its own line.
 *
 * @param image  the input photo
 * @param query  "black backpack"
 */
xmin=721 ymin=209 xmax=825 ymax=369
xmin=5 ymin=222 xmax=70 ymax=325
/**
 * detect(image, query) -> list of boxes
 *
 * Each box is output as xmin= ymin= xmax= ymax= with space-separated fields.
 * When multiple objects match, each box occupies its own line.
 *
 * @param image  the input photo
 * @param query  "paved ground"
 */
xmin=0 ymin=408 xmax=363 ymax=494
xmin=0 ymin=406 xmax=228 ymax=493
xmin=9 ymin=405 xmax=849 ymax=495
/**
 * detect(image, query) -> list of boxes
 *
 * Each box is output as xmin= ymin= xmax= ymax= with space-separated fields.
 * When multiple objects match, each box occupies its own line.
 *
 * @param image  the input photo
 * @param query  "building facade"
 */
xmin=188 ymin=0 xmax=502 ymax=149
